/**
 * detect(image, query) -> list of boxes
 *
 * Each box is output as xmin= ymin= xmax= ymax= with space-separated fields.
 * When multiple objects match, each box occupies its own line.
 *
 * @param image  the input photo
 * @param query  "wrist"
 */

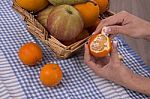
xmin=121 ymin=71 xmax=150 ymax=95
xmin=119 ymin=67 xmax=135 ymax=87
xmin=143 ymin=21 xmax=150 ymax=41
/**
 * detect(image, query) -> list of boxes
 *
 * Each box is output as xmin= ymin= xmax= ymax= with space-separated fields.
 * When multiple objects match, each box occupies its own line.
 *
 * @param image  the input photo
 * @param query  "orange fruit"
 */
xmin=40 ymin=63 xmax=62 ymax=87
xmin=18 ymin=42 xmax=43 ymax=66
xmin=88 ymin=31 xmax=112 ymax=57
xmin=16 ymin=0 xmax=49 ymax=13
xmin=74 ymin=2 xmax=99 ymax=28
xmin=94 ymin=0 xmax=109 ymax=14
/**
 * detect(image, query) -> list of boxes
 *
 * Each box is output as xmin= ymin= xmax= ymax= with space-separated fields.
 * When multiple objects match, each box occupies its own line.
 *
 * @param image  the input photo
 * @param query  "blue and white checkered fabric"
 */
xmin=0 ymin=0 xmax=150 ymax=98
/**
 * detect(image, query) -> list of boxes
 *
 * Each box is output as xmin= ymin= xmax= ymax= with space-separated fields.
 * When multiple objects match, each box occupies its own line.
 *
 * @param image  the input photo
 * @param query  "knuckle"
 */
xmin=120 ymin=11 xmax=128 ymax=15
xmin=120 ymin=11 xmax=130 ymax=19
xmin=114 ymin=26 xmax=119 ymax=33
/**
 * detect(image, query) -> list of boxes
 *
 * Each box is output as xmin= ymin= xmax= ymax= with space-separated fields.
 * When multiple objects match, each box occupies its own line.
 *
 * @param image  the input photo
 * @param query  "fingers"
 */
xmin=105 ymin=26 xmax=125 ymax=35
xmin=84 ymin=43 xmax=95 ymax=66
xmin=111 ymin=41 xmax=120 ymax=62
xmin=96 ymin=57 xmax=110 ymax=66
xmin=93 ymin=11 xmax=129 ymax=35
xmin=84 ymin=43 xmax=90 ymax=61
xmin=84 ymin=43 xmax=101 ymax=73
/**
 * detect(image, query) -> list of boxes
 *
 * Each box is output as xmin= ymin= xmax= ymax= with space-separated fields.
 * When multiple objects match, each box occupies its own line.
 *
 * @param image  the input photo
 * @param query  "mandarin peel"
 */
xmin=89 ymin=33 xmax=112 ymax=57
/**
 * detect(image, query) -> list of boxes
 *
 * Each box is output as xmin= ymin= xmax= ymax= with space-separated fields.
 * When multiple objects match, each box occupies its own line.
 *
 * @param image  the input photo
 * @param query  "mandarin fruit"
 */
xmin=18 ymin=42 xmax=43 ymax=66
xmin=16 ymin=0 xmax=49 ymax=13
xmin=88 ymin=31 xmax=112 ymax=57
xmin=94 ymin=0 xmax=109 ymax=14
xmin=40 ymin=63 xmax=62 ymax=87
xmin=74 ymin=2 xmax=99 ymax=28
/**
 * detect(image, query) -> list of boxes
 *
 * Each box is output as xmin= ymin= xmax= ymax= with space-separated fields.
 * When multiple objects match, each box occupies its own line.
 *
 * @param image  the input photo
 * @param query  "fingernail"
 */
xmin=113 ymin=41 xmax=118 ymax=48
xmin=102 ymin=27 xmax=111 ymax=35
xmin=85 ymin=42 xmax=88 ymax=47
xmin=92 ymin=32 xmax=96 ymax=34
xmin=84 ymin=43 xmax=86 ymax=46
xmin=113 ymin=40 xmax=118 ymax=45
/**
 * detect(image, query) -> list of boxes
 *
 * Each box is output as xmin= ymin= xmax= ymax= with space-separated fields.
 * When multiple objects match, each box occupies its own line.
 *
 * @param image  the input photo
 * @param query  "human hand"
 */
xmin=94 ymin=11 xmax=150 ymax=40
xmin=84 ymin=39 xmax=150 ymax=96
xmin=84 ymin=40 xmax=134 ymax=85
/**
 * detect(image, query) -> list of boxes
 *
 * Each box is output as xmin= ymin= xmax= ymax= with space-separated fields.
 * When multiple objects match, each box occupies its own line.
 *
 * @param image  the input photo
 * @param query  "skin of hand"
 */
xmin=84 ymin=41 xmax=150 ymax=96
xmin=94 ymin=11 xmax=150 ymax=40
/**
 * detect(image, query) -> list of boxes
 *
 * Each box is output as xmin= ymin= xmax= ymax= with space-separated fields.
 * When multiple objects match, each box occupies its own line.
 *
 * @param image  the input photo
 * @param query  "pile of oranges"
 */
xmin=18 ymin=42 xmax=62 ymax=87
xmin=74 ymin=0 xmax=109 ymax=28
xmin=16 ymin=0 xmax=109 ymax=29
xmin=17 ymin=0 xmax=110 ymax=87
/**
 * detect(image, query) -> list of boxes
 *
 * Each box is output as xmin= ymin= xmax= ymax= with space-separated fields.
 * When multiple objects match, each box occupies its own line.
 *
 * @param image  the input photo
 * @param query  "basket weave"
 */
xmin=13 ymin=1 xmax=114 ymax=59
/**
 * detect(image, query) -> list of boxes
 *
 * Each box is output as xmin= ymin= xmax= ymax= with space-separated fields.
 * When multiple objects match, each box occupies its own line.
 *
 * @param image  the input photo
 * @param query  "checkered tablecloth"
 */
xmin=0 ymin=0 xmax=150 ymax=98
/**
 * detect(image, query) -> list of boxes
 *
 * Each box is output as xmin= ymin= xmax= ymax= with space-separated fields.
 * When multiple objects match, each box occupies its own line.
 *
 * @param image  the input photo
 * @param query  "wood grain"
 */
xmin=109 ymin=0 xmax=150 ymax=65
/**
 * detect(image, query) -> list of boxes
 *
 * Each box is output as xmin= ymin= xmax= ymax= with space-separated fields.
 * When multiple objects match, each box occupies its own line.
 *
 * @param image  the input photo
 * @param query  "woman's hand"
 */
xmin=84 ymin=41 xmax=150 ymax=96
xmin=94 ymin=11 xmax=150 ymax=40
xmin=84 ymin=41 xmax=134 ymax=85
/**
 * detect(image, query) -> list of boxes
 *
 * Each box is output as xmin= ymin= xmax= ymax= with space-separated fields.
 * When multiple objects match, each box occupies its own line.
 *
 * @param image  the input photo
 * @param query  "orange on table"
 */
xmin=18 ymin=42 xmax=43 ymax=66
xmin=40 ymin=63 xmax=62 ymax=87
xmin=94 ymin=0 xmax=109 ymax=14
xmin=16 ymin=0 xmax=49 ymax=13
xmin=74 ymin=2 xmax=99 ymax=28
xmin=88 ymin=28 xmax=112 ymax=57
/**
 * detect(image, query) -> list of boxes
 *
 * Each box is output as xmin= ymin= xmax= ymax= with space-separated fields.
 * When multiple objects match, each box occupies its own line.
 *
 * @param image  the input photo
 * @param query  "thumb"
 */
xmin=104 ymin=26 xmax=125 ymax=35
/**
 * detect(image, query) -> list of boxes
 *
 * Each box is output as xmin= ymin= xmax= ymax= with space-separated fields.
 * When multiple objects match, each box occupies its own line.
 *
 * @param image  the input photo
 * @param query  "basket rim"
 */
xmin=12 ymin=0 xmax=114 ymax=58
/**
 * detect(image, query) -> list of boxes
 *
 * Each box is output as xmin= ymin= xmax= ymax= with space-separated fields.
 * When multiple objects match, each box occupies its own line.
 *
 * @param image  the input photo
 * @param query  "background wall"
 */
xmin=109 ymin=0 xmax=150 ymax=65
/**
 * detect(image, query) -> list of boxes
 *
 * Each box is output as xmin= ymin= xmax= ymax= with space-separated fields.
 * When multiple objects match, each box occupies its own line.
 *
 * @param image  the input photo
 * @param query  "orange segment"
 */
xmin=91 ymin=38 xmax=104 ymax=51
xmin=89 ymin=33 xmax=112 ymax=57
xmin=97 ymin=35 xmax=107 ymax=43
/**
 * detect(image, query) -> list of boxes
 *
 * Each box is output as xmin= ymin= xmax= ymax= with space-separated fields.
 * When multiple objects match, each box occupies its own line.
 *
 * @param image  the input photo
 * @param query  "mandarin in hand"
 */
xmin=88 ymin=29 xmax=112 ymax=57
xmin=18 ymin=42 xmax=43 ymax=66
xmin=40 ymin=63 xmax=62 ymax=87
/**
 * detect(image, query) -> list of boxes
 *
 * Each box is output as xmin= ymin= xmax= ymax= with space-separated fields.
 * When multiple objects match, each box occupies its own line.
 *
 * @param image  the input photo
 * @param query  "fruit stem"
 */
xmin=66 ymin=9 xmax=73 ymax=14
xmin=89 ymin=0 xmax=97 ymax=6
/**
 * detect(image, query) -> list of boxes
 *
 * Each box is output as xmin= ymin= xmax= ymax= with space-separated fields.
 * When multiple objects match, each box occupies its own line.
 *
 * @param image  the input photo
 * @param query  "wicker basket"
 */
xmin=13 ymin=1 xmax=114 ymax=59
